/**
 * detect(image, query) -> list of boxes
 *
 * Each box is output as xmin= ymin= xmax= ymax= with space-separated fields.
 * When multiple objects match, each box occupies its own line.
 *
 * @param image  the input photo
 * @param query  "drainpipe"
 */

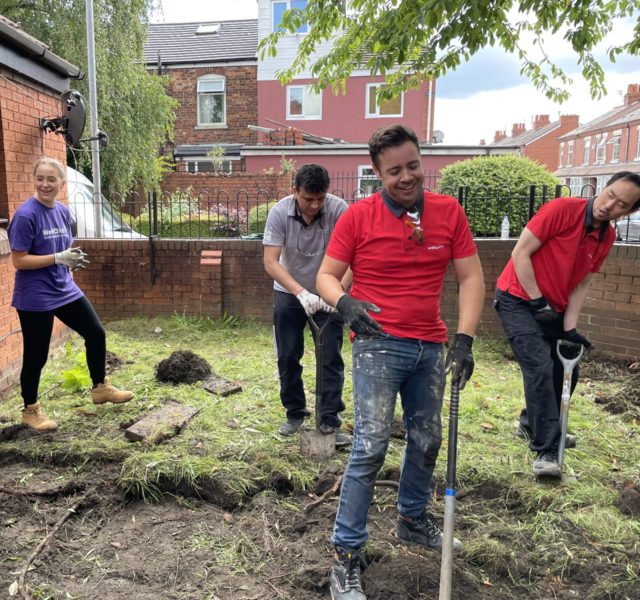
xmin=424 ymin=78 xmax=433 ymax=144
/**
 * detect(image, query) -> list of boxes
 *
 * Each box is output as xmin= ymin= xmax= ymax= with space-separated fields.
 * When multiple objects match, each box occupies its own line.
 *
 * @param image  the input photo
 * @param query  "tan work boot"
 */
xmin=92 ymin=379 xmax=133 ymax=405
xmin=21 ymin=402 xmax=58 ymax=431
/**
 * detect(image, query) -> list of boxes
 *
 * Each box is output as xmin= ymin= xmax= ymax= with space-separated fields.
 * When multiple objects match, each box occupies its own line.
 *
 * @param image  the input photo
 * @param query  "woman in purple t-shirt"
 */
xmin=8 ymin=157 xmax=134 ymax=431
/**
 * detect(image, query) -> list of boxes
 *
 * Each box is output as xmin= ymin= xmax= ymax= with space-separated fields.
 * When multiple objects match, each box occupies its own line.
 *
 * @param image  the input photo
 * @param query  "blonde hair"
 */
xmin=33 ymin=157 xmax=66 ymax=181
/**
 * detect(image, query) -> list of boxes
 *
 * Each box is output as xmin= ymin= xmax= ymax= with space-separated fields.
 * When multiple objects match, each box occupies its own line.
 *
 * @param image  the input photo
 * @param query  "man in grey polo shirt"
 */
xmin=263 ymin=164 xmax=350 ymax=444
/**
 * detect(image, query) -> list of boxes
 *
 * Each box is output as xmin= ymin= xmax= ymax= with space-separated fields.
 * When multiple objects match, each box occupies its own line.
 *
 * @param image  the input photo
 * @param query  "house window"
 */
xmin=583 ymin=137 xmax=591 ymax=165
xmin=185 ymin=159 xmax=236 ymax=173
xmin=286 ymin=85 xmax=321 ymax=119
xmin=558 ymin=142 xmax=564 ymax=168
xmin=595 ymin=134 xmax=606 ymax=163
xmin=595 ymin=175 xmax=608 ymax=194
xmin=273 ymin=0 xmax=308 ymax=33
xmin=567 ymin=141 xmax=574 ymax=166
xmin=636 ymin=126 xmax=640 ymax=159
xmin=611 ymin=132 xmax=621 ymax=162
xmin=355 ymin=165 xmax=381 ymax=198
xmin=366 ymin=84 xmax=403 ymax=118
xmin=197 ymin=75 xmax=226 ymax=126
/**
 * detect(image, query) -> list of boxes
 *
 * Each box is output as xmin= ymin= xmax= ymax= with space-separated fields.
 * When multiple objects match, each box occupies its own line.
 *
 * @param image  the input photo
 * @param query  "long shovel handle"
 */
xmin=307 ymin=312 xmax=334 ymax=430
xmin=439 ymin=379 xmax=460 ymax=600
xmin=556 ymin=340 xmax=584 ymax=471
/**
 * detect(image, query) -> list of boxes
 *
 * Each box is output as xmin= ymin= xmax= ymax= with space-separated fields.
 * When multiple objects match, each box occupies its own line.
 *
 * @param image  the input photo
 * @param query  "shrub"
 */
xmin=246 ymin=202 xmax=274 ymax=235
xmin=438 ymin=156 xmax=562 ymax=236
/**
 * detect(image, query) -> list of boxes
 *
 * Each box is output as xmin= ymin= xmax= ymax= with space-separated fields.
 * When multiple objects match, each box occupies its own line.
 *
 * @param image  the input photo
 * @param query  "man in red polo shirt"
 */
xmin=317 ymin=124 xmax=485 ymax=600
xmin=495 ymin=172 xmax=640 ymax=478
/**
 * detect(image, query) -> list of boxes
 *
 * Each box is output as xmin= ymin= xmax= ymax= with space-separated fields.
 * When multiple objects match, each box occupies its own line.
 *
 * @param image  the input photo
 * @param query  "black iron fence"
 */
xmin=69 ymin=183 xmax=639 ymax=243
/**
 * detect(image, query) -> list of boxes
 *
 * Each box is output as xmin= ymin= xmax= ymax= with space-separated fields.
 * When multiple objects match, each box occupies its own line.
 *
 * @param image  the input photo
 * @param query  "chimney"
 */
xmin=559 ymin=114 xmax=579 ymax=130
xmin=533 ymin=114 xmax=550 ymax=130
xmin=479 ymin=138 xmax=486 ymax=146
xmin=511 ymin=122 xmax=526 ymax=137
xmin=624 ymin=83 xmax=640 ymax=106
xmin=494 ymin=130 xmax=506 ymax=143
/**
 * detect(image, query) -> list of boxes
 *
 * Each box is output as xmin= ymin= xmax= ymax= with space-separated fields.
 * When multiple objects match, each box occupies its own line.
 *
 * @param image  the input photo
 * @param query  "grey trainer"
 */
xmin=279 ymin=417 xmax=304 ymax=436
xmin=397 ymin=511 xmax=463 ymax=553
xmin=329 ymin=546 xmax=367 ymax=600
xmin=533 ymin=450 xmax=562 ymax=478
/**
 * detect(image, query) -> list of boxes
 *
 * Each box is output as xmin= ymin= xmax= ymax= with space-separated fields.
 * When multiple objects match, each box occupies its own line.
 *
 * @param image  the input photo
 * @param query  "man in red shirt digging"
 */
xmin=495 ymin=172 xmax=640 ymax=478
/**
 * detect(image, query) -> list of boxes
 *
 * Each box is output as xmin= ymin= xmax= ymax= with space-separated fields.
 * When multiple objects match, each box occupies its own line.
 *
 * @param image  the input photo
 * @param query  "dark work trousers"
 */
xmin=494 ymin=290 xmax=578 ymax=452
xmin=273 ymin=290 xmax=345 ymax=428
xmin=17 ymin=296 xmax=106 ymax=408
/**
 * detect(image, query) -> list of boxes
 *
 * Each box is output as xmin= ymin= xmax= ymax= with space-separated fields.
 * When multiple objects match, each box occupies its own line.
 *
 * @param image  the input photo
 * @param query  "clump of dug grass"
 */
xmin=155 ymin=350 xmax=212 ymax=384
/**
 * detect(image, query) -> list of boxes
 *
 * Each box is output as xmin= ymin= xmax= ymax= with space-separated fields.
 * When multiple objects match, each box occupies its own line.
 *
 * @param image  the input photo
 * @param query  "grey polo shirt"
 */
xmin=263 ymin=193 xmax=347 ymax=294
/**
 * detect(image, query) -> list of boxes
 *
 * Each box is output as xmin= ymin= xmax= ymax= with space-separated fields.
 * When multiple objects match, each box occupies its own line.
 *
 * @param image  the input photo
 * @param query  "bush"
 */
xmin=246 ymin=203 xmax=273 ymax=235
xmin=438 ymin=156 xmax=562 ymax=236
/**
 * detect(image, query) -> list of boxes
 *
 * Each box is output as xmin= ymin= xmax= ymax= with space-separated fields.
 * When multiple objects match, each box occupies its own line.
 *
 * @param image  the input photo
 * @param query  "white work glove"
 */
xmin=317 ymin=299 xmax=337 ymax=313
xmin=296 ymin=289 xmax=322 ymax=316
xmin=54 ymin=247 xmax=89 ymax=270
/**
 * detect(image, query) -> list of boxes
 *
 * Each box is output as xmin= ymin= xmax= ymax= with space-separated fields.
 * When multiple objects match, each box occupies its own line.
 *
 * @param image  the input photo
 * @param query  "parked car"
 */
xmin=615 ymin=211 xmax=640 ymax=243
xmin=66 ymin=167 xmax=146 ymax=238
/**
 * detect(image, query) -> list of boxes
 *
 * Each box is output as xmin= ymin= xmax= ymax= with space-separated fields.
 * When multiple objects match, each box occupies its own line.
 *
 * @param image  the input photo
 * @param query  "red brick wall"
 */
xmin=0 ymin=67 xmax=71 ymax=397
xmin=526 ymin=115 xmax=580 ymax=172
xmin=167 ymin=65 xmax=258 ymax=146
xmin=160 ymin=170 xmax=294 ymax=200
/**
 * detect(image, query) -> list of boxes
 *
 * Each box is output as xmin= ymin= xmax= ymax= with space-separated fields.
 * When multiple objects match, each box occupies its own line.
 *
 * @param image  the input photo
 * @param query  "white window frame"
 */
xmin=595 ymin=134 xmax=607 ymax=164
xmin=366 ymin=83 xmax=403 ymax=118
xmin=197 ymin=74 xmax=226 ymax=127
xmin=355 ymin=165 xmax=381 ymax=198
xmin=636 ymin=126 xmax=640 ymax=160
xmin=595 ymin=175 xmax=608 ymax=194
xmin=567 ymin=141 xmax=574 ymax=166
xmin=611 ymin=131 xmax=621 ymax=162
xmin=583 ymin=136 xmax=591 ymax=165
xmin=558 ymin=142 xmax=565 ymax=168
xmin=272 ymin=0 xmax=308 ymax=34
xmin=185 ymin=157 xmax=239 ymax=174
xmin=286 ymin=85 xmax=321 ymax=120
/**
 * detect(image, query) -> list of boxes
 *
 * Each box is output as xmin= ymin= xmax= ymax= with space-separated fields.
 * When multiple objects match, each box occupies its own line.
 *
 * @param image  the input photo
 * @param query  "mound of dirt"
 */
xmin=617 ymin=481 xmax=640 ymax=517
xmin=593 ymin=372 xmax=640 ymax=416
xmin=155 ymin=350 xmax=212 ymax=384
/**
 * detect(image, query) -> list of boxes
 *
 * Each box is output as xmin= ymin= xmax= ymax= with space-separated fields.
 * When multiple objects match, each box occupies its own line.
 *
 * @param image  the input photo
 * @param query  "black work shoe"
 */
xmin=533 ymin=450 xmax=562 ymax=478
xmin=514 ymin=421 xmax=576 ymax=449
xmin=279 ymin=417 xmax=304 ymax=436
xmin=329 ymin=547 xmax=367 ymax=600
xmin=396 ymin=511 xmax=463 ymax=553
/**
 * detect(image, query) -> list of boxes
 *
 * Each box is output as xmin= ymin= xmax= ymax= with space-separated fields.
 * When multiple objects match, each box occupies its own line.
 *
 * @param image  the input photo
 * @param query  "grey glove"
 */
xmin=54 ymin=247 xmax=89 ymax=270
xmin=317 ymin=299 xmax=337 ymax=313
xmin=336 ymin=294 xmax=382 ymax=336
xmin=444 ymin=333 xmax=475 ymax=389
xmin=296 ymin=289 xmax=322 ymax=316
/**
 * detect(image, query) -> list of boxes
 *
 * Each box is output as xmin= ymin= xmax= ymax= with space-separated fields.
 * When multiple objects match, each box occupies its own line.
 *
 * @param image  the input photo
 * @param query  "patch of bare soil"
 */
xmin=1 ymin=457 xmax=638 ymax=600
xmin=155 ymin=350 xmax=212 ymax=384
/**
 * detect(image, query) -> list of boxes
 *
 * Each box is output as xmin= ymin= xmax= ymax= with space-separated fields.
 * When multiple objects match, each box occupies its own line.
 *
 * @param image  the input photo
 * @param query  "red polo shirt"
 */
xmin=497 ymin=196 xmax=615 ymax=311
xmin=326 ymin=191 xmax=477 ymax=342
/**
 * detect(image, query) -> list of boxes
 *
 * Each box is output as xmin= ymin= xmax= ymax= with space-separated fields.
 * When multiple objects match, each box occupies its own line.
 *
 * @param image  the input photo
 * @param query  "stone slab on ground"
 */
xmin=125 ymin=400 xmax=199 ymax=443
xmin=203 ymin=375 xmax=242 ymax=397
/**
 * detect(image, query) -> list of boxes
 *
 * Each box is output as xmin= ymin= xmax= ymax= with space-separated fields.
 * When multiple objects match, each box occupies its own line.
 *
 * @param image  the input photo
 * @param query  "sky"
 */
xmin=152 ymin=0 xmax=640 ymax=145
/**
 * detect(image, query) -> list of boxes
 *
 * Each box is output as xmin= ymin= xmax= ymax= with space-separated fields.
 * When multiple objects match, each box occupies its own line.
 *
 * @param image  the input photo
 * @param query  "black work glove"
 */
xmin=336 ymin=294 xmax=382 ymax=337
xmin=562 ymin=328 xmax=593 ymax=349
xmin=444 ymin=333 xmax=475 ymax=390
xmin=529 ymin=296 xmax=562 ymax=325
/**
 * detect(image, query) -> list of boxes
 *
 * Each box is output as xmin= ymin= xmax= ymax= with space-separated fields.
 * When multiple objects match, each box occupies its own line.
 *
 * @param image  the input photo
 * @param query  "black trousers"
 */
xmin=494 ymin=290 xmax=578 ymax=452
xmin=273 ymin=290 xmax=345 ymax=428
xmin=17 ymin=296 xmax=106 ymax=407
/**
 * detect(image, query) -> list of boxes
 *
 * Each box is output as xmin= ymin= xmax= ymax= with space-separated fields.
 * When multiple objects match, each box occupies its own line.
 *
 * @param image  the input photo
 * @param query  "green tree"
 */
xmin=438 ymin=155 xmax=562 ymax=236
xmin=259 ymin=1 xmax=640 ymax=101
xmin=0 ymin=0 xmax=176 ymax=194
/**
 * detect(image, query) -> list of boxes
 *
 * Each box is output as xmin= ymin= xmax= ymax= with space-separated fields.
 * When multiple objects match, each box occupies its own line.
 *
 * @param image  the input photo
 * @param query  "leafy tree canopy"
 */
xmin=0 ymin=0 xmax=176 ymax=194
xmin=259 ymin=1 xmax=640 ymax=102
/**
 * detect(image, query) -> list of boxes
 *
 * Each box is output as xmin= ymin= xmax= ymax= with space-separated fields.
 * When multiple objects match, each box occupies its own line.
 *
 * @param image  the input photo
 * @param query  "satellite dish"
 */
xmin=432 ymin=130 xmax=445 ymax=143
xmin=39 ymin=90 xmax=87 ymax=146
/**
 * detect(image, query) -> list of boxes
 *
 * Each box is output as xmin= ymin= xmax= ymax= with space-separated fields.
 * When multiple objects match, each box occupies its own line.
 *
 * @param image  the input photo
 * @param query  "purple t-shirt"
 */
xmin=8 ymin=197 xmax=83 ymax=311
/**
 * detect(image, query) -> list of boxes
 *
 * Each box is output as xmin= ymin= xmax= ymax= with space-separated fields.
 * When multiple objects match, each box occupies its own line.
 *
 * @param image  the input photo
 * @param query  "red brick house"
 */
xmin=143 ymin=19 xmax=259 ymax=173
xmin=487 ymin=114 xmax=580 ymax=172
xmin=0 ymin=16 xmax=82 ymax=394
xmin=555 ymin=84 xmax=640 ymax=195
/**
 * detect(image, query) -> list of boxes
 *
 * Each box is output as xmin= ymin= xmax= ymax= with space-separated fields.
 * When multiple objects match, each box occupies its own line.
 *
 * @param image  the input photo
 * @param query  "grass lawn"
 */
xmin=0 ymin=314 xmax=638 ymax=599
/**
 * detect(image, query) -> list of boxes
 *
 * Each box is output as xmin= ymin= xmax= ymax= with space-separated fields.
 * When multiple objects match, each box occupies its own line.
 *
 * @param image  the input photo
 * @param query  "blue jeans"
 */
xmin=331 ymin=334 xmax=445 ymax=550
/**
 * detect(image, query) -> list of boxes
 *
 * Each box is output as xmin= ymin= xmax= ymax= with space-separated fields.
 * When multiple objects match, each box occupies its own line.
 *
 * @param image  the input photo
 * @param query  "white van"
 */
xmin=66 ymin=167 xmax=146 ymax=238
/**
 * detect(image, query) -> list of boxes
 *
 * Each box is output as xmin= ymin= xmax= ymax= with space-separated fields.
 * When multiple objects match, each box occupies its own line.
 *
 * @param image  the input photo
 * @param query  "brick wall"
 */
xmin=526 ymin=115 xmax=580 ymax=172
xmin=0 ymin=67 xmax=71 ymax=397
xmin=168 ymin=65 xmax=258 ymax=146
xmin=159 ymin=170 xmax=294 ymax=200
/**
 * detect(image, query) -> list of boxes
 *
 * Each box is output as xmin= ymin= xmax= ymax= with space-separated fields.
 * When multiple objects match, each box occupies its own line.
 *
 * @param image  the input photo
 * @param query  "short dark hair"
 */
xmin=605 ymin=171 xmax=640 ymax=211
xmin=294 ymin=164 xmax=330 ymax=193
xmin=368 ymin=125 xmax=420 ymax=169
